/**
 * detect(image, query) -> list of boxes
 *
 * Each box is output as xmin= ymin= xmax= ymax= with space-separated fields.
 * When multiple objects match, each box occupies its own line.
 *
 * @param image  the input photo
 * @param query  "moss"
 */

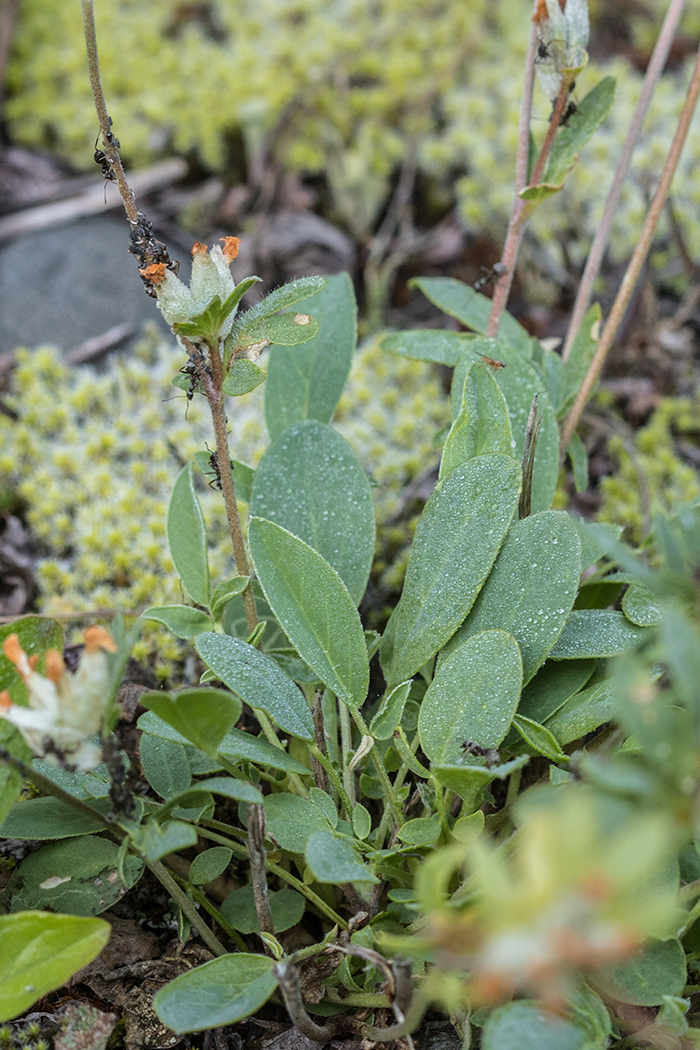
xmin=0 ymin=328 xmax=448 ymax=674
xmin=7 ymin=0 xmax=699 ymax=270
xmin=598 ymin=395 xmax=700 ymax=542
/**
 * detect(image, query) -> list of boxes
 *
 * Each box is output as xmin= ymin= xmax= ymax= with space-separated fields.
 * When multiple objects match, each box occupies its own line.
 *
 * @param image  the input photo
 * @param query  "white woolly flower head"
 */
xmin=0 ymin=627 xmax=117 ymax=770
xmin=534 ymin=0 xmax=590 ymax=101
xmin=139 ymin=236 xmax=242 ymax=332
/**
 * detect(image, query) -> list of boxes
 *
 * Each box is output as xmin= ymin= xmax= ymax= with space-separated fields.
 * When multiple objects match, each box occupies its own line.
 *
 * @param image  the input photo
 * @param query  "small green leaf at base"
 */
xmin=154 ymin=953 xmax=277 ymax=1033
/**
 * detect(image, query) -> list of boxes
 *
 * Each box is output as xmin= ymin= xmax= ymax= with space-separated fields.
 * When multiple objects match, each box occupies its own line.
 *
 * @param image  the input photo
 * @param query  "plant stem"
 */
xmin=196 ymin=825 xmax=348 ymax=929
xmin=486 ymin=76 xmax=571 ymax=339
xmin=253 ymin=708 xmax=309 ymax=798
xmin=375 ymin=731 xmax=419 ymax=849
xmin=349 ymin=709 xmax=404 ymax=827
xmin=0 ymin=750 xmax=229 ymax=956
xmin=247 ymin=804 xmax=276 ymax=948
xmin=199 ymin=338 xmax=257 ymax=633
xmin=311 ymin=690 xmax=330 ymax=793
xmin=561 ymin=0 xmax=688 ymax=362
xmin=309 ymin=743 xmax=353 ymax=814
xmin=339 ymin=701 xmax=357 ymax=809
xmin=560 ymin=40 xmax=700 ymax=456
xmin=79 ymin=1 xmax=138 ymax=225
xmin=166 ymin=866 xmax=249 ymax=952
xmin=147 ymin=858 xmax=227 ymax=957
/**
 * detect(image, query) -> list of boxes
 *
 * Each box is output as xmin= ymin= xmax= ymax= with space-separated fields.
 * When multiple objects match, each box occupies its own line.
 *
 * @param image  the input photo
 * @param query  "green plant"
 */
xmin=1 ymin=1 xmax=700 ymax=1047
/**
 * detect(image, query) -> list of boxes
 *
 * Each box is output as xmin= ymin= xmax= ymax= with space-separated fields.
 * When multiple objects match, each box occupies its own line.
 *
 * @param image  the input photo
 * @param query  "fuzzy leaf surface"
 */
xmin=251 ymin=420 xmax=375 ymax=604
xmin=154 ymin=953 xmax=277 ymax=1032
xmin=380 ymin=455 xmax=520 ymax=686
xmin=419 ymin=630 xmax=522 ymax=764
xmin=167 ymin=464 xmax=210 ymax=606
xmin=265 ymin=273 xmax=355 ymax=440
xmin=249 ymin=518 xmax=369 ymax=708
xmin=195 ymin=633 xmax=314 ymax=740
xmin=0 ymin=912 xmax=110 ymax=1022
xmin=443 ymin=511 xmax=581 ymax=682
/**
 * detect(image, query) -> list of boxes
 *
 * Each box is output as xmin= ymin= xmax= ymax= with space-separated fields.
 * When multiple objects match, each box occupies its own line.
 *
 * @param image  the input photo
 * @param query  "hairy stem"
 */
xmin=199 ymin=340 xmax=257 ymax=633
xmin=79 ymin=0 xmax=138 ymax=224
xmin=562 ymin=0 xmax=688 ymax=361
xmin=166 ymin=865 xmax=248 ymax=952
xmin=560 ymin=41 xmax=700 ymax=455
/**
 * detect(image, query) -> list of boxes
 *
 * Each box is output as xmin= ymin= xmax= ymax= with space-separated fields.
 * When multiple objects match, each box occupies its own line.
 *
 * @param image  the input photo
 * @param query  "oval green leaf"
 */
xmin=167 ymin=464 xmax=210 ymax=606
xmin=483 ymin=1001 xmax=589 ymax=1050
xmin=248 ymin=517 xmax=369 ymax=708
xmin=443 ymin=510 xmax=582 ymax=683
xmin=140 ymin=687 xmax=242 ymax=758
xmin=595 ymin=938 xmax=686 ymax=1007
xmin=189 ymin=847 xmax=233 ymax=886
xmin=419 ymin=630 xmax=522 ymax=764
xmin=195 ymin=633 xmax=313 ymax=740
xmin=141 ymin=605 xmax=213 ymax=640
xmin=0 ymin=796 xmax=109 ymax=840
xmin=305 ymin=831 xmax=377 ymax=885
xmin=380 ymin=455 xmax=520 ymax=686
xmin=6 ymin=837 xmax=143 ymax=916
xmin=264 ymin=793 xmax=332 ymax=853
xmin=451 ymin=339 xmax=559 ymax=514
xmin=153 ymin=953 xmax=277 ymax=1032
xmin=550 ymin=610 xmax=648 ymax=660
xmin=250 ymin=420 xmax=375 ymax=605
xmin=0 ymin=911 xmax=110 ymax=1022
xmin=220 ymin=886 xmax=305 ymax=935
xmin=265 ymin=273 xmax=356 ymax=440
xmin=440 ymin=361 xmax=514 ymax=477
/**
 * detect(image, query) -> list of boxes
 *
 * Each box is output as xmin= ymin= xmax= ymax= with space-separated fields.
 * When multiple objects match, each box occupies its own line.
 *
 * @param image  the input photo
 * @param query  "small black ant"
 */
xmin=560 ymin=100 xmax=578 ymax=127
xmin=204 ymin=443 xmax=234 ymax=491
xmin=535 ymin=36 xmax=553 ymax=63
xmin=461 ymin=740 xmax=501 ymax=768
xmin=474 ymin=261 xmax=507 ymax=293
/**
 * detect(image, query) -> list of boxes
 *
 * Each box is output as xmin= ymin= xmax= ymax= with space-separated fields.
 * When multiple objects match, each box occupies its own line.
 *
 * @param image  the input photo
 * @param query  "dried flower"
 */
xmin=147 ymin=237 xmax=242 ymax=332
xmin=534 ymin=0 xmax=589 ymax=100
xmin=0 ymin=627 xmax=117 ymax=770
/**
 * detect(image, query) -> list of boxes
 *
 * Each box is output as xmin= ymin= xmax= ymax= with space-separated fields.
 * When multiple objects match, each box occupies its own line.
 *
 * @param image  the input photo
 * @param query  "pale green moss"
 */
xmin=598 ymin=396 xmax=700 ymax=541
xmin=7 ymin=0 xmax=699 ymax=270
xmin=0 ymin=329 xmax=448 ymax=672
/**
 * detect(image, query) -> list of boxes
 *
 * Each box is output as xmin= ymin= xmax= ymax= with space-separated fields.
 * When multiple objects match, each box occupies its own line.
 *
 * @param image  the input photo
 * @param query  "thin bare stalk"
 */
xmin=147 ymin=859 xmax=227 ymax=957
xmin=247 ymin=803 xmax=275 ymax=945
xmin=486 ymin=29 xmax=570 ymax=338
xmin=562 ymin=0 xmax=688 ymax=361
xmin=339 ymin=701 xmax=356 ymax=809
xmin=199 ymin=340 xmax=258 ymax=633
xmin=311 ymin=690 xmax=330 ymax=792
xmin=560 ymin=42 xmax=700 ymax=455
xmin=79 ymin=0 xmax=138 ymax=224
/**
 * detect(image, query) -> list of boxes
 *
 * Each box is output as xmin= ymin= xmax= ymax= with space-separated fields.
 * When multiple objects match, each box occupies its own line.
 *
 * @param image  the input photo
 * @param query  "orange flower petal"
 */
xmin=83 ymin=625 xmax=118 ymax=654
xmin=191 ymin=241 xmax=209 ymax=256
xmin=0 ymin=690 xmax=12 ymax=709
xmin=138 ymin=263 xmax=168 ymax=284
xmin=45 ymin=649 xmax=65 ymax=683
xmin=3 ymin=634 xmax=24 ymax=667
xmin=28 ymin=654 xmax=40 ymax=671
xmin=220 ymin=236 xmax=241 ymax=263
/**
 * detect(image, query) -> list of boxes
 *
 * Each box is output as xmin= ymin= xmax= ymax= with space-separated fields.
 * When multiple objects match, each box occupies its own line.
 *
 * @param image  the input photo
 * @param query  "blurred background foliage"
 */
xmin=5 ymin=0 xmax=700 ymax=267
